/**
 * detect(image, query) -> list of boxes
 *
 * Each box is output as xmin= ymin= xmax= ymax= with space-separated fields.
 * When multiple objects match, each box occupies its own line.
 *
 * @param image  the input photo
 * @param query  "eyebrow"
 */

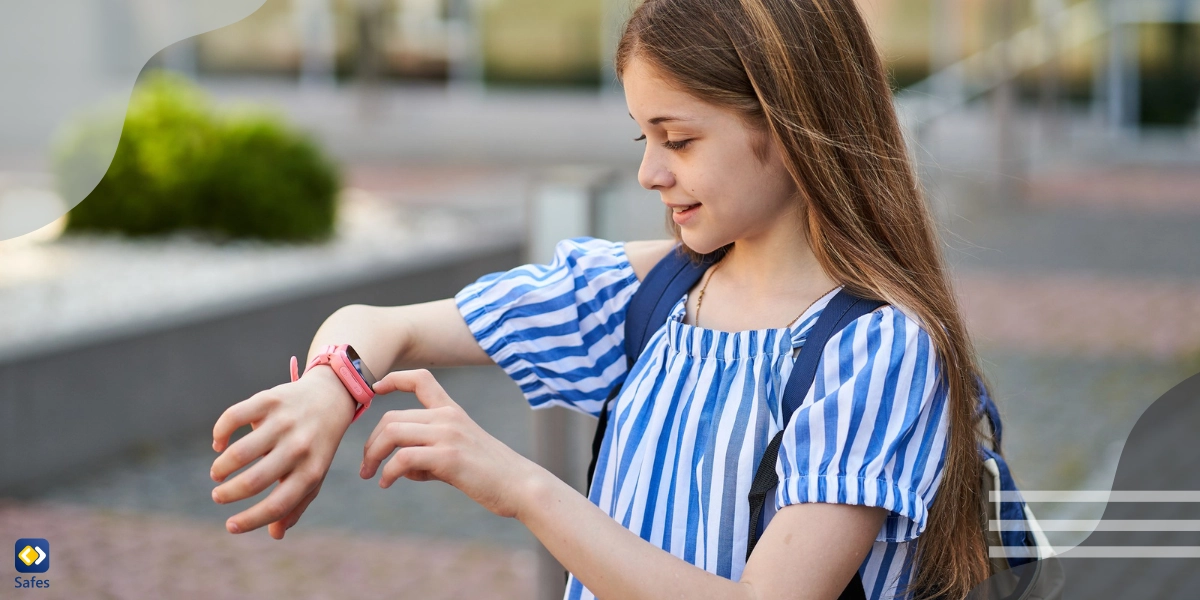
xmin=629 ymin=113 xmax=692 ymax=125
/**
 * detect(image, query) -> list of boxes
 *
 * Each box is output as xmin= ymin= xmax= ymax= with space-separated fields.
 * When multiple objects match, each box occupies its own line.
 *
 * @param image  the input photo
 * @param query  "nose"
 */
xmin=637 ymin=146 xmax=675 ymax=191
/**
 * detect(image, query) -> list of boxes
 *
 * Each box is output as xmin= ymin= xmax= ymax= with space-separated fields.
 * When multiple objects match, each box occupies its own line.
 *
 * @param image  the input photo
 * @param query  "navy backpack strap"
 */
xmin=979 ymin=445 xmax=1036 ymax=568
xmin=745 ymin=289 xmax=885 ymax=600
xmin=624 ymin=244 xmax=725 ymax=360
xmin=587 ymin=244 xmax=720 ymax=494
xmin=745 ymin=289 xmax=886 ymax=555
xmin=779 ymin=290 xmax=888 ymax=419
xmin=976 ymin=378 xmax=1003 ymax=450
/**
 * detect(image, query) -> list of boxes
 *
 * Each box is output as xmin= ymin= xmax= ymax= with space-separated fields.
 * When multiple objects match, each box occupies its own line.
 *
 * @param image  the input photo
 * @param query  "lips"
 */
xmin=669 ymin=202 xmax=701 ymax=225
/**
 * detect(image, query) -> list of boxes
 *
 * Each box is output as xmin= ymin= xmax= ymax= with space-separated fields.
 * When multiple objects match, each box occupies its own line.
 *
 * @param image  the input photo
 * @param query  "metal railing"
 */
xmin=899 ymin=0 xmax=1200 ymax=132
xmin=897 ymin=0 xmax=1200 ymax=202
xmin=527 ymin=166 xmax=620 ymax=600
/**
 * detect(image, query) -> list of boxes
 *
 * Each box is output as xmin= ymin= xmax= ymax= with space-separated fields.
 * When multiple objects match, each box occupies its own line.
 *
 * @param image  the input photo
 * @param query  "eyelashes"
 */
xmin=633 ymin=134 xmax=692 ymax=151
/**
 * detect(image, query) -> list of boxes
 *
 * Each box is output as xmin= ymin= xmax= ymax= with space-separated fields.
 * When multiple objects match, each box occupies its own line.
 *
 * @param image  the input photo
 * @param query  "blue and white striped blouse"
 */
xmin=455 ymin=237 xmax=950 ymax=600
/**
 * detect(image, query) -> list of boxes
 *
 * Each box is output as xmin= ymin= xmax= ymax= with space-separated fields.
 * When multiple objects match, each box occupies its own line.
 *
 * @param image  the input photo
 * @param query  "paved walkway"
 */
xmin=1027 ymin=166 xmax=1200 ymax=214
xmin=0 ymin=500 xmax=535 ymax=599
xmin=959 ymin=272 xmax=1200 ymax=360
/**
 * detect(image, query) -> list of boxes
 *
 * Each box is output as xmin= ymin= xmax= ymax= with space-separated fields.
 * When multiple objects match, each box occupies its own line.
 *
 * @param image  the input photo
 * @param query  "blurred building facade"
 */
xmin=176 ymin=0 xmax=1199 ymax=127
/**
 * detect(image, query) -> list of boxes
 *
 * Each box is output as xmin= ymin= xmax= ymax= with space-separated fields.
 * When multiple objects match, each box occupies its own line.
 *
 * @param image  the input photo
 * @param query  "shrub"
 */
xmin=55 ymin=70 xmax=339 ymax=242
xmin=199 ymin=110 xmax=339 ymax=241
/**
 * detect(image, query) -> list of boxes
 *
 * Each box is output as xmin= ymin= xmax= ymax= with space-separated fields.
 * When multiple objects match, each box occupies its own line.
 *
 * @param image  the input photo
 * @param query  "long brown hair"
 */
xmin=617 ymin=0 xmax=992 ymax=598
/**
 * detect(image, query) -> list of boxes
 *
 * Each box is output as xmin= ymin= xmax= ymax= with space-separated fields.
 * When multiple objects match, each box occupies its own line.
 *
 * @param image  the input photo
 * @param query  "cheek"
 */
xmin=710 ymin=170 xmax=795 ymax=230
xmin=684 ymin=152 xmax=739 ymax=201
xmin=697 ymin=157 xmax=771 ymax=209
xmin=682 ymin=140 xmax=795 ymax=224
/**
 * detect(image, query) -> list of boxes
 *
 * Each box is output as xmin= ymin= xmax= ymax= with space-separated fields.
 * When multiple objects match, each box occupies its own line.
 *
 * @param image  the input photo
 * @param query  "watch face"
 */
xmin=344 ymin=345 xmax=378 ymax=389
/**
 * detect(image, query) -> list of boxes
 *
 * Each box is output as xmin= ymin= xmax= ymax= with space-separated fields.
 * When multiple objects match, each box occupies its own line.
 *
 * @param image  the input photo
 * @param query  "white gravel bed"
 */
xmin=0 ymin=189 xmax=524 ymax=363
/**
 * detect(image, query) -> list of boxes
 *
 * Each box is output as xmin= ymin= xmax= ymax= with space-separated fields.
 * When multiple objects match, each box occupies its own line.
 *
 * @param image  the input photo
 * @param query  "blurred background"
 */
xmin=1 ymin=0 xmax=1198 ymax=598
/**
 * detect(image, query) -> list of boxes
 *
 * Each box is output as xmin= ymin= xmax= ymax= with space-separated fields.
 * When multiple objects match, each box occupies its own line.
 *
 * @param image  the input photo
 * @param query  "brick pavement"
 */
xmin=1027 ymin=168 xmax=1200 ymax=215
xmin=957 ymin=271 xmax=1200 ymax=361
xmin=0 ymin=500 xmax=535 ymax=600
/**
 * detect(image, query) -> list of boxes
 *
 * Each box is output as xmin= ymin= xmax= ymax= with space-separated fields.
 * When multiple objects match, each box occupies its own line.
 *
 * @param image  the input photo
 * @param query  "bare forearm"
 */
xmin=516 ymin=469 xmax=755 ymax=600
xmin=308 ymin=304 xmax=409 ymax=377
xmin=312 ymin=299 xmax=491 ymax=376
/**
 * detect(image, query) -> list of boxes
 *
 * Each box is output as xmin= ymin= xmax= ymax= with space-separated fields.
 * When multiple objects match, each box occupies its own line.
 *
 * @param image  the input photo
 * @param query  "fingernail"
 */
xmin=209 ymin=469 xmax=217 ymax=481
xmin=227 ymin=522 xmax=240 ymax=534
xmin=212 ymin=440 xmax=218 ymax=451
xmin=211 ymin=489 xmax=221 ymax=503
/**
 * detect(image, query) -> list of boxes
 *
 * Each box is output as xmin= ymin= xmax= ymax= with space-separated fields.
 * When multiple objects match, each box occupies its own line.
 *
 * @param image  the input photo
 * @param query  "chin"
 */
xmin=678 ymin=229 xmax=731 ymax=256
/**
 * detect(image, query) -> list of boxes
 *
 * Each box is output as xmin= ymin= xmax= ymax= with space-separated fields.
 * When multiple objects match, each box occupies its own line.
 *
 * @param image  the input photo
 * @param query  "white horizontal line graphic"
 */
xmin=990 ymin=546 xmax=1200 ymax=559
xmin=991 ymin=519 xmax=1200 ymax=531
xmin=991 ymin=490 xmax=1200 ymax=503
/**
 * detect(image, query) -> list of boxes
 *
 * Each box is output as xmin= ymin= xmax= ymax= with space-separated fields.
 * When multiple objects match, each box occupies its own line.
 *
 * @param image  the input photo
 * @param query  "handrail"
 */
xmin=897 ymin=0 xmax=1200 ymax=130
xmin=896 ymin=0 xmax=1109 ymax=129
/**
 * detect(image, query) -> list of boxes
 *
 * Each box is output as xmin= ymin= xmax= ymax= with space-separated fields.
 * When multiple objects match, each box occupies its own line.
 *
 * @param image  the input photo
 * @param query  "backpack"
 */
xmin=584 ymin=244 xmax=1065 ymax=599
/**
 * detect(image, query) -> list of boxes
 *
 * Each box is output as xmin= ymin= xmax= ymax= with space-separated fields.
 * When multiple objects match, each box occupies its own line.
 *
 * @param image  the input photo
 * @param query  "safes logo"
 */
xmin=14 ymin=538 xmax=51 ymax=590
xmin=14 ymin=539 xmax=48 ymax=574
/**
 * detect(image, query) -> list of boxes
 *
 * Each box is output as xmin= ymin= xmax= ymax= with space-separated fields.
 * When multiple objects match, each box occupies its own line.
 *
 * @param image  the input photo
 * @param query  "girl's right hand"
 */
xmin=210 ymin=366 xmax=357 ymax=539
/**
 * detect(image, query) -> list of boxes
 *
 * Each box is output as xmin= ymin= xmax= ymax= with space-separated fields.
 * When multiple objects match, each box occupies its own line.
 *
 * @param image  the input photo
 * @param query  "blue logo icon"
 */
xmin=14 ymin=539 xmax=49 ymax=574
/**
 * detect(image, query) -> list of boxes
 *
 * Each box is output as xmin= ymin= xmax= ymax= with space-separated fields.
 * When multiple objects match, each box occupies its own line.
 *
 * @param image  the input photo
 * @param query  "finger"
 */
xmin=363 ymin=409 xmax=438 ymax=455
xmin=212 ymin=442 xmax=306 ymax=505
xmin=380 ymin=446 xmax=443 ymax=488
xmin=225 ymin=471 xmax=314 ymax=535
xmin=361 ymin=422 xmax=439 ymax=479
xmin=270 ymin=477 xmax=324 ymax=540
xmin=213 ymin=392 xmax=276 ymax=452
xmin=288 ymin=477 xmax=323 ymax=527
xmin=372 ymin=369 xmax=457 ymax=409
xmin=210 ymin=421 xmax=281 ymax=483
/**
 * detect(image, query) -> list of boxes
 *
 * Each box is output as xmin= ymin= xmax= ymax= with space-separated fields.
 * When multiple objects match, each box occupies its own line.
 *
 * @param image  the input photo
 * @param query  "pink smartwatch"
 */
xmin=289 ymin=344 xmax=377 ymax=422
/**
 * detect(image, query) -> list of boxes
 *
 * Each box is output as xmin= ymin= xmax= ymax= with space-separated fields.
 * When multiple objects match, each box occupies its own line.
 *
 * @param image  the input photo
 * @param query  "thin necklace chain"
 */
xmin=693 ymin=259 xmax=832 ymax=329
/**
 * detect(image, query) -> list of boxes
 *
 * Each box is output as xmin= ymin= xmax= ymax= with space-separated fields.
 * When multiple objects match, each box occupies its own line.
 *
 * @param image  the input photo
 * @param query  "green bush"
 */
xmin=199 ymin=110 xmax=339 ymax=241
xmin=55 ymin=70 xmax=339 ymax=242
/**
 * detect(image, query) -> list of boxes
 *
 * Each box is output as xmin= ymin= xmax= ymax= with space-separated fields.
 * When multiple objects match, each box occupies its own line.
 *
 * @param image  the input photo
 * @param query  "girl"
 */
xmin=210 ymin=0 xmax=993 ymax=598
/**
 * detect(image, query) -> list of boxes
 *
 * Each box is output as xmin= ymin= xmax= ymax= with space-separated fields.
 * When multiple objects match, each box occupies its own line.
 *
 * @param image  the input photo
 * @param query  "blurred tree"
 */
xmin=1140 ymin=22 xmax=1200 ymax=126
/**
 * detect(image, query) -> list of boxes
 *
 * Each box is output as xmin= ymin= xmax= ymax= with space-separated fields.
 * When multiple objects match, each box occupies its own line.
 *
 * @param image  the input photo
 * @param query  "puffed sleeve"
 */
xmin=774 ymin=305 xmax=950 ymax=543
xmin=454 ymin=236 xmax=640 ymax=417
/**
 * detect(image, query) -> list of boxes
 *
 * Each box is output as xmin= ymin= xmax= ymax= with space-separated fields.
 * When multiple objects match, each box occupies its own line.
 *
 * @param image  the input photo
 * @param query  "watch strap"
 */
xmin=289 ymin=345 xmax=371 ymax=422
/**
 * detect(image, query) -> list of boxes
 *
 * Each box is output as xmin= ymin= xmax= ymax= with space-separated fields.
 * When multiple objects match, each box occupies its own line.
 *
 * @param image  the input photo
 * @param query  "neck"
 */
xmin=718 ymin=219 xmax=836 ymax=296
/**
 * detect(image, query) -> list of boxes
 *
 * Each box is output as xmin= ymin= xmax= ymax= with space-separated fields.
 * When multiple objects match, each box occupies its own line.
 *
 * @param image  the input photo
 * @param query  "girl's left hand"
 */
xmin=360 ymin=369 xmax=543 ymax=519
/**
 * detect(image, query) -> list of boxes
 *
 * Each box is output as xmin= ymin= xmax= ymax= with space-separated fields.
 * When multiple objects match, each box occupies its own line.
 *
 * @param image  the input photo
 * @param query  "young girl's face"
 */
xmin=624 ymin=55 xmax=800 ymax=255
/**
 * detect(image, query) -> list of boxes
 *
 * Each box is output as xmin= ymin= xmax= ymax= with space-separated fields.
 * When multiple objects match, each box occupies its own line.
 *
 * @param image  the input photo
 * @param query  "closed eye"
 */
xmin=633 ymin=134 xmax=692 ymax=151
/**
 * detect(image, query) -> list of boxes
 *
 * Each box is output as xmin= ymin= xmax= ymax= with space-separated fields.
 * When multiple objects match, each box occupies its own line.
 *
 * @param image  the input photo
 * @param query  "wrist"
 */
xmin=301 ymin=364 xmax=357 ymax=426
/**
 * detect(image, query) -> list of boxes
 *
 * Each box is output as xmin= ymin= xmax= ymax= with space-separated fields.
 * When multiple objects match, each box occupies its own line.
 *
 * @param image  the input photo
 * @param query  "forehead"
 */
xmin=622 ymin=55 xmax=717 ymax=124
